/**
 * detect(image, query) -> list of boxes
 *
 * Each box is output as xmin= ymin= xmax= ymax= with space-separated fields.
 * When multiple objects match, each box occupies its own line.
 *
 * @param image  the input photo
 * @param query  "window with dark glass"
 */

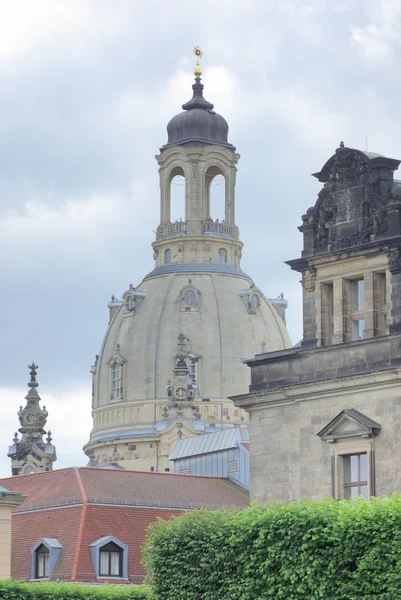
xmin=99 ymin=542 xmax=123 ymax=577
xmin=36 ymin=544 xmax=50 ymax=579
xmin=350 ymin=278 xmax=365 ymax=340
xmin=344 ymin=453 xmax=368 ymax=499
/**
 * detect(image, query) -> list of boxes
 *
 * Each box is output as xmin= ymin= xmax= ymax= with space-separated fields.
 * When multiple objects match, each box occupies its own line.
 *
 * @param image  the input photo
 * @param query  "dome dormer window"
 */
xmin=164 ymin=249 xmax=171 ymax=264
xmin=218 ymin=248 xmax=227 ymax=263
xmin=107 ymin=348 xmax=126 ymax=401
xmin=126 ymin=295 xmax=134 ymax=311
xmin=183 ymin=289 xmax=196 ymax=306
xmin=111 ymin=362 xmax=123 ymax=399
xmin=250 ymin=293 xmax=260 ymax=309
xmin=180 ymin=283 xmax=201 ymax=312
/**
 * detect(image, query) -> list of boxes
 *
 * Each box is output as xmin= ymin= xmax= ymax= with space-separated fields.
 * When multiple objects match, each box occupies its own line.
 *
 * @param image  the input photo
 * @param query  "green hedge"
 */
xmin=143 ymin=494 xmax=401 ymax=600
xmin=0 ymin=580 xmax=152 ymax=600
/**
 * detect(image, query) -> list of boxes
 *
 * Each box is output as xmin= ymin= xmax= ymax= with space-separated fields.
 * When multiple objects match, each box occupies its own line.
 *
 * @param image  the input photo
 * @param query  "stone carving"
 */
xmin=303 ymin=268 xmax=316 ymax=293
xmin=388 ymin=248 xmax=401 ymax=274
xmin=302 ymin=144 xmax=399 ymax=255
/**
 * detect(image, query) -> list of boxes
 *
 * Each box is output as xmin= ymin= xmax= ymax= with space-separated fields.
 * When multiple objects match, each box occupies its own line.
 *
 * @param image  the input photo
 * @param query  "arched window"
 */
xmin=218 ymin=248 xmax=227 ymax=263
xmin=164 ymin=249 xmax=171 ymax=264
xmin=170 ymin=168 xmax=186 ymax=222
xmin=205 ymin=167 xmax=226 ymax=221
xmin=112 ymin=362 xmax=122 ymax=398
xmin=250 ymin=293 xmax=260 ymax=311
xmin=36 ymin=544 xmax=49 ymax=579
xmin=99 ymin=542 xmax=123 ymax=577
xmin=183 ymin=289 xmax=197 ymax=306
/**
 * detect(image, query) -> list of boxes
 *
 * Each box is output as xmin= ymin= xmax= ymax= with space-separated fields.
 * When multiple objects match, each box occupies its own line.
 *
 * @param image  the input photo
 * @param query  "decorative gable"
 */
xmin=317 ymin=409 xmax=381 ymax=443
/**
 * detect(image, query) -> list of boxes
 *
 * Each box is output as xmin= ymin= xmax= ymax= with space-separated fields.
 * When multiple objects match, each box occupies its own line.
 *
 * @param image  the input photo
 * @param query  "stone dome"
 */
xmin=85 ymin=266 xmax=291 ymax=470
xmin=162 ymin=81 xmax=235 ymax=151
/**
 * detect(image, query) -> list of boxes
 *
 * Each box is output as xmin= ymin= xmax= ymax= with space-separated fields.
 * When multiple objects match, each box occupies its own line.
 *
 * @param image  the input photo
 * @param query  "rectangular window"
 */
xmin=110 ymin=552 xmax=120 ymax=576
xmin=321 ymin=282 xmax=334 ymax=345
xmin=344 ymin=453 xmax=368 ymax=499
xmin=350 ymin=278 xmax=365 ymax=341
xmin=100 ymin=551 xmax=109 ymax=575
xmin=37 ymin=552 xmax=49 ymax=578
xmin=112 ymin=363 xmax=122 ymax=398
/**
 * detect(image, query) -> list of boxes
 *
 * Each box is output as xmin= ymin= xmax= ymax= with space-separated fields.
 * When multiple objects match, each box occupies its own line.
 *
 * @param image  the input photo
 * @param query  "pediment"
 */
xmin=106 ymin=351 xmax=126 ymax=366
xmin=317 ymin=409 xmax=381 ymax=443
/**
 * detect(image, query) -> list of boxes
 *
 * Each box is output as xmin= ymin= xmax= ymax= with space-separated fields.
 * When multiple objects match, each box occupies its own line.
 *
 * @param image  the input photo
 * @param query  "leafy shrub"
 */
xmin=0 ymin=580 xmax=152 ymax=600
xmin=143 ymin=494 xmax=401 ymax=600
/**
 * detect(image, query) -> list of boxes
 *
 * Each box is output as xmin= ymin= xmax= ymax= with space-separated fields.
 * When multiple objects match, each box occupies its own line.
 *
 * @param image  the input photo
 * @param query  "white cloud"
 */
xmin=0 ymin=1 xmax=112 ymax=60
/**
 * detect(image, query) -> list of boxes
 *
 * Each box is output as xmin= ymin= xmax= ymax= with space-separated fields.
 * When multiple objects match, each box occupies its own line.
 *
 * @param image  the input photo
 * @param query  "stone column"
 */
xmin=332 ymin=278 xmax=344 ymax=344
xmin=363 ymin=272 xmax=374 ymax=339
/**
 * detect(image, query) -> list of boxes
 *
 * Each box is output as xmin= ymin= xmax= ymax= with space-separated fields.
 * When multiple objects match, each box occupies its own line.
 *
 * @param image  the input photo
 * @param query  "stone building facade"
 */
xmin=233 ymin=143 xmax=401 ymax=502
xmin=83 ymin=53 xmax=291 ymax=472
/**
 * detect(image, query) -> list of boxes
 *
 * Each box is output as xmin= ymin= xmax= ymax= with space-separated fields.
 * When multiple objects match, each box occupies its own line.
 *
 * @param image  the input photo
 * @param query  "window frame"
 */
xmin=99 ymin=542 xmax=123 ymax=577
xmin=343 ymin=452 xmax=368 ymax=499
xmin=333 ymin=443 xmax=373 ymax=500
xmin=36 ymin=544 xmax=50 ymax=579
xmin=30 ymin=538 xmax=62 ymax=581
xmin=89 ymin=536 xmax=128 ymax=580
xmin=111 ymin=361 xmax=123 ymax=399
xmin=218 ymin=248 xmax=227 ymax=263
xmin=164 ymin=248 xmax=172 ymax=264
xmin=349 ymin=278 xmax=365 ymax=341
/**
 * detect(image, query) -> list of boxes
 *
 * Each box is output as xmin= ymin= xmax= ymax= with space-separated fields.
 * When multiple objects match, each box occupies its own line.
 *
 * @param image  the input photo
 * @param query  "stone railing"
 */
xmin=202 ymin=221 xmax=238 ymax=239
xmin=156 ymin=222 xmax=187 ymax=240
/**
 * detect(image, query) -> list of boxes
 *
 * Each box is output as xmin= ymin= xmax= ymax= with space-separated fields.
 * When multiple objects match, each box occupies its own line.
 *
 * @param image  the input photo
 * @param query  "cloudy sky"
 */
xmin=1 ymin=0 xmax=401 ymax=477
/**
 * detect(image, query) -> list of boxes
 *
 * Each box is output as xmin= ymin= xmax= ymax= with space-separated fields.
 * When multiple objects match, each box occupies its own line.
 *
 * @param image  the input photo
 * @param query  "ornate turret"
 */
xmin=8 ymin=364 xmax=57 ymax=476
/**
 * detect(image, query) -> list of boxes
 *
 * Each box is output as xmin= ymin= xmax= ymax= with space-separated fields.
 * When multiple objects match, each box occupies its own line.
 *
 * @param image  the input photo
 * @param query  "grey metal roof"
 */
xmin=41 ymin=538 xmax=63 ymax=549
xmin=169 ymin=428 xmax=249 ymax=460
xmin=144 ymin=262 xmax=252 ymax=281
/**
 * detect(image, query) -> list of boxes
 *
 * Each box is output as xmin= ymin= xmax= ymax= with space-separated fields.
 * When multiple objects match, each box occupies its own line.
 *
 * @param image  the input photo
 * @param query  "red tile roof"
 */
xmin=0 ymin=467 xmax=248 ymax=582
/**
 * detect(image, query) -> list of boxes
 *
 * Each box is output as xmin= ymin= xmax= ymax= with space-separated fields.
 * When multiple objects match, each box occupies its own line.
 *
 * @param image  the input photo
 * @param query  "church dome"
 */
xmin=83 ymin=50 xmax=292 ymax=472
xmin=85 ymin=268 xmax=291 ymax=471
xmin=162 ymin=81 xmax=235 ymax=151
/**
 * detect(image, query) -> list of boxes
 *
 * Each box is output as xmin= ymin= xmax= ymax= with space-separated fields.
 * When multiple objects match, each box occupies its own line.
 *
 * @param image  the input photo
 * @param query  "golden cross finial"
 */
xmin=193 ymin=46 xmax=203 ymax=79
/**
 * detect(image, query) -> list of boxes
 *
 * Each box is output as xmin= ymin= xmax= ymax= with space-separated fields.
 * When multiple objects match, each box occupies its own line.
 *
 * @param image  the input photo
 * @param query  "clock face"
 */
xmin=25 ymin=412 xmax=36 ymax=424
xmin=174 ymin=386 xmax=187 ymax=400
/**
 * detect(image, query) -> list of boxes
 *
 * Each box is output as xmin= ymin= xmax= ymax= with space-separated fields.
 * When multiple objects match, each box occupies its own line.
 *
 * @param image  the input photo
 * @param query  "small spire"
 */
xmin=193 ymin=46 xmax=203 ymax=81
xmin=28 ymin=363 xmax=38 ymax=388
xmin=339 ymin=141 xmax=344 ymax=148
xmin=13 ymin=432 xmax=19 ymax=444
xmin=46 ymin=431 xmax=52 ymax=444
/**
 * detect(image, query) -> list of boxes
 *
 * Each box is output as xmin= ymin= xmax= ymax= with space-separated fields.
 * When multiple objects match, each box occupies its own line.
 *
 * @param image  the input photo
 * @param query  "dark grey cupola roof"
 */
xmin=161 ymin=79 xmax=235 ymax=152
